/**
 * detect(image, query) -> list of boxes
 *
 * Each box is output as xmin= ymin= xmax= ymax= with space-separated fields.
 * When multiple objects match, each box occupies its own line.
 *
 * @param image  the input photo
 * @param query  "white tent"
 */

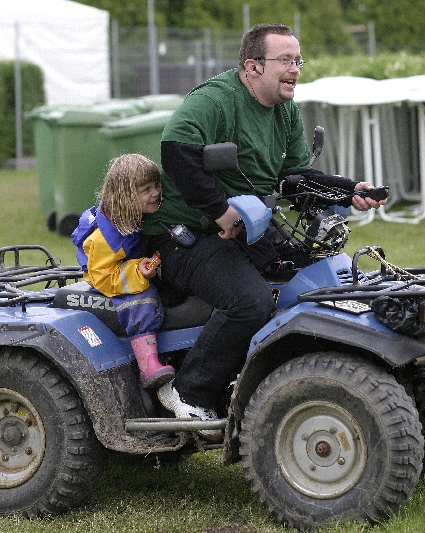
xmin=0 ymin=0 xmax=110 ymax=105
xmin=294 ymin=75 xmax=425 ymax=106
xmin=294 ymin=76 xmax=425 ymax=224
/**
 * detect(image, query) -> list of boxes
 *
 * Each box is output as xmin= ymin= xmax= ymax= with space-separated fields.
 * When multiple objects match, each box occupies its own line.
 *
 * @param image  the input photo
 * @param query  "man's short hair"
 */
xmin=238 ymin=23 xmax=294 ymax=70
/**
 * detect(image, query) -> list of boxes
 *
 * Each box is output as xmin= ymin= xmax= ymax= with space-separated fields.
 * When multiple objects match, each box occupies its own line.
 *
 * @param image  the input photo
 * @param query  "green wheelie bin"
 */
xmin=98 ymin=109 xmax=175 ymax=168
xmin=29 ymin=100 xmax=147 ymax=236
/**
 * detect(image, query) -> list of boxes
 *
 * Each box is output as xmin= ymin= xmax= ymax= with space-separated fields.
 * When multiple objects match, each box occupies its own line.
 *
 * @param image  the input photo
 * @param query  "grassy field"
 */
xmin=2 ymin=167 xmax=425 ymax=533
xmin=2 ymin=167 xmax=425 ymax=271
xmin=0 ymin=167 xmax=77 ymax=266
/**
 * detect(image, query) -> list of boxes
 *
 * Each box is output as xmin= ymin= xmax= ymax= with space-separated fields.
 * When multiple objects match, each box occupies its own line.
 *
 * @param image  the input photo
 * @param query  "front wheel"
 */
xmin=240 ymin=352 xmax=424 ymax=530
xmin=0 ymin=347 xmax=106 ymax=517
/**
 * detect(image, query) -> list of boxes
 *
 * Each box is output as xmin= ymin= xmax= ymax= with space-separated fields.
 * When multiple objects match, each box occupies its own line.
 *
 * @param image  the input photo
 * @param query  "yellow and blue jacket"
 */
xmin=71 ymin=206 xmax=149 ymax=298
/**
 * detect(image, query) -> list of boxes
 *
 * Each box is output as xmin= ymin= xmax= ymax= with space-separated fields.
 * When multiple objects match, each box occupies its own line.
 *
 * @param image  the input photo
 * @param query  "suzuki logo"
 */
xmin=66 ymin=294 xmax=116 ymax=311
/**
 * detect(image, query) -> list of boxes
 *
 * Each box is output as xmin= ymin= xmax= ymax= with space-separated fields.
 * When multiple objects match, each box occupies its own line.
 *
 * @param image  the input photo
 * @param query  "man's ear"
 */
xmin=244 ymin=58 xmax=258 ymax=75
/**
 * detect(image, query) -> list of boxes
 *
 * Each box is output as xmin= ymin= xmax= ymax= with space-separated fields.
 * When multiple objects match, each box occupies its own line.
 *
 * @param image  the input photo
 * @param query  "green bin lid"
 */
xmin=55 ymin=109 xmax=122 ymax=126
xmin=25 ymin=99 xmax=150 ymax=122
xmin=25 ymin=103 xmax=85 ymax=120
xmin=91 ymin=99 xmax=149 ymax=118
xmin=98 ymin=110 xmax=174 ymax=138
xmin=136 ymin=94 xmax=184 ymax=110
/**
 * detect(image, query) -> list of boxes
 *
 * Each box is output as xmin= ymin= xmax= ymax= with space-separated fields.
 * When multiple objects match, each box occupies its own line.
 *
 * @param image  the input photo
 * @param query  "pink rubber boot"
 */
xmin=130 ymin=334 xmax=175 ymax=388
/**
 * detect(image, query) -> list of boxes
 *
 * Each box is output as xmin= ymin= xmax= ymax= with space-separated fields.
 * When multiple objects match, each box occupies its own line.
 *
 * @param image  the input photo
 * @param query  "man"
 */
xmin=143 ymin=23 xmax=386 ymax=441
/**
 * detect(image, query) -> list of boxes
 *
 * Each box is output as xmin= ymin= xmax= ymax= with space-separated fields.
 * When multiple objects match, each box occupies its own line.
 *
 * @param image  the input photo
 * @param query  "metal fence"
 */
xmin=112 ymin=25 xmax=243 ymax=98
xmin=111 ymin=24 xmax=422 ymax=99
xmin=2 ymin=21 xmax=424 ymax=166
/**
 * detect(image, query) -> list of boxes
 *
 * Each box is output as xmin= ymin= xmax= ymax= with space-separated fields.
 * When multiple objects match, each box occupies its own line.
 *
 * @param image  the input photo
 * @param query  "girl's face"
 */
xmin=137 ymin=180 xmax=162 ymax=214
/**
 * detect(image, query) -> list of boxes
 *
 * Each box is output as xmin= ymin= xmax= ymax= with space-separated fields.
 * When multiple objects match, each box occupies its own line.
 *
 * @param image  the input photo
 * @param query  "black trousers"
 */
xmin=154 ymin=234 xmax=275 ymax=409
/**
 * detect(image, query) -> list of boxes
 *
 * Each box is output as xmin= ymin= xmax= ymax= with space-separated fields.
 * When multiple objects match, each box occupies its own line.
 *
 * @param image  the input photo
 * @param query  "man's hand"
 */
xmin=215 ymin=205 xmax=243 ymax=239
xmin=352 ymin=182 xmax=388 ymax=211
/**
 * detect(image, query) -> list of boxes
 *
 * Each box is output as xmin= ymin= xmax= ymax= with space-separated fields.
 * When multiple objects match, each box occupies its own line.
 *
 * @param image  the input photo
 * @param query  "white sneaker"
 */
xmin=157 ymin=381 xmax=222 ymax=442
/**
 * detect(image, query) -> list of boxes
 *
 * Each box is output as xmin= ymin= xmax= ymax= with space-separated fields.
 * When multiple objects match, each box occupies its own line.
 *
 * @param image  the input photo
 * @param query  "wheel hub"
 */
xmin=2 ymin=422 xmax=24 ymax=447
xmin=315 ymin=440 xmax=331 ymax=458
xmin=0 ymin=388 xmax=46 ymax=488
xmin=276 ymin=401 xmax=367 ymax=499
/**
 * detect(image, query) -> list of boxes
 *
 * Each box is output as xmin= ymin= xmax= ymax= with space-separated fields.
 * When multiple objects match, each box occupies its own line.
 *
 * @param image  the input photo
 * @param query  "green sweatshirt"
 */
xmin=143 ymin=68 xmax=312 ymax=235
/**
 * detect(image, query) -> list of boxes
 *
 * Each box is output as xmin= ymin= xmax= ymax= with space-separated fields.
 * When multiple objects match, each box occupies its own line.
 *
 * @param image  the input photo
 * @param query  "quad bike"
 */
xmin=1 ymin=130 xmax=424 ymax=531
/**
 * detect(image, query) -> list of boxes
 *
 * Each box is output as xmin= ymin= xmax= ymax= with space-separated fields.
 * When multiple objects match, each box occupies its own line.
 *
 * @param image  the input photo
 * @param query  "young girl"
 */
xmin=72 ymin=154 xmax=175 ymax=388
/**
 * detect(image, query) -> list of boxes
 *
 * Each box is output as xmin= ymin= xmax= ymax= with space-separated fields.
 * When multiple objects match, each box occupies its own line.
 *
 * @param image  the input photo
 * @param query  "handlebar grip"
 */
xmin=356 ymin=186 xmax=389 ymax=201
xmin=283 ymin=174 xmax=304 ymax=186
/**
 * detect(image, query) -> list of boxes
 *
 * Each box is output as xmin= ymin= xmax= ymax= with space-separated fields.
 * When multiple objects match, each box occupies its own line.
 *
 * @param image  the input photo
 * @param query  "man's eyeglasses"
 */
xmin=255 ymin=57 xmax=305 ymax=69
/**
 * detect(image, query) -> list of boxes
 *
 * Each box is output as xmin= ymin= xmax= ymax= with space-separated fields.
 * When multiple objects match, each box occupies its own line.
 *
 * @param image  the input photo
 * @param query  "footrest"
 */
xmin=125 ymin=417 xmax=227 ymax=433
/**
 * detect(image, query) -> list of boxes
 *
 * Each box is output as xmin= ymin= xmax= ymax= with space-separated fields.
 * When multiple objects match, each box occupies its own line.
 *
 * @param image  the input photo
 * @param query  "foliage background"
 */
xmin=0 ymin=61 xmax=44 ymax=161
xmin=75 ymin=0 xmax=425 ymax=51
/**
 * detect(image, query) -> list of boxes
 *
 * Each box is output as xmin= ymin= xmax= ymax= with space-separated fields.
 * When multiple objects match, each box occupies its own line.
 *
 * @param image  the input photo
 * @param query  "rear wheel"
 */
xmin=57 ymin=213 xmax=79 ymax=237
xmin=46 ymin=209 xmax=56 ymax=232
xmin=0 ymin=347 xmax=105 ymax=517
xmin=240 ymin=352 xmax=423 ymax=530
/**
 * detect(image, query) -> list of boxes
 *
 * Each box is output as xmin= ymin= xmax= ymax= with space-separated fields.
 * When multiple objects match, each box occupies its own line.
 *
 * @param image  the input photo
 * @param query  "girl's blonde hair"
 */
xmin=98 ymin=153 xmax=160 ymax=235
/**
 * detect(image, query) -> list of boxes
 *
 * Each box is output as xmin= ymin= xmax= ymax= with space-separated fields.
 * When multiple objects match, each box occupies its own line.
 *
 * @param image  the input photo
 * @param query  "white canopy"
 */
xmin=0 ymin=0 xmax=110 ymax=105
xmin=294 ymin=75 xmax=425 ymax=106
xmin=294 ymin=76 xmax=425 ymax=224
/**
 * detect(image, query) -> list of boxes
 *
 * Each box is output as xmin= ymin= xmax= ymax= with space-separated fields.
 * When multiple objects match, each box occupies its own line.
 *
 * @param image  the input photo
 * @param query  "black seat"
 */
xmin=53 ymin=281 xmax=213 ymax=337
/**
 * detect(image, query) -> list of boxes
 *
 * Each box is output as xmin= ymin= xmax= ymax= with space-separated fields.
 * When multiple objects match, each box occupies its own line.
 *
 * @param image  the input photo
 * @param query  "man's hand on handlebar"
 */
xmin=352 ymin=182 xmax=388 ymax=211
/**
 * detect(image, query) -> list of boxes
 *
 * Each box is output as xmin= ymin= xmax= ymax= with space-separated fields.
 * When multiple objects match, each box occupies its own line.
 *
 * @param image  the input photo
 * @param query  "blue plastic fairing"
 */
xmin=228 ymin=195 xmax=272 ymax=244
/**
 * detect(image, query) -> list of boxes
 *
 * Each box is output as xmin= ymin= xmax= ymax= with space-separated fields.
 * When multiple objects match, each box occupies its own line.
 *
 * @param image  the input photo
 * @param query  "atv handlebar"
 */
xmin=278 ymin=176 xmax=389 ymax=205
xmin=354 ymin=186 xmax=389 ymax=202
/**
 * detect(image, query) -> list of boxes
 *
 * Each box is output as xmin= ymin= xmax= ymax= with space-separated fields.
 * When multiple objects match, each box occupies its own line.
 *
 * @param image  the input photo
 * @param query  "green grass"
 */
xmin=2 ymin=167 xmax=425 ymax=533
xmin=2 ymin=167 xmax=425 ymax=271
xmin=0 ymin=167 xmax=77 ymax=266
xmin=1 ymin=449 xmax=425 ymax=533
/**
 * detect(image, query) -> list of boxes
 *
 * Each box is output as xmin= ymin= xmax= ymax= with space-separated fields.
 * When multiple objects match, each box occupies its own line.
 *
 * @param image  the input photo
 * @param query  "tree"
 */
xmin=238 ymin=0 xmax=354 ymax=50
xmin=342 ymin=0 xmax=425 ymax=46
xmin=74 ymin=0 xmax=151 ymax=26
xmin=75 ymin=0 xmax=350 ymax=40
xmin=73 ymin=0 xmax=425 ymax=49
xmin=74 ymin=0 xmax=356 ymax=55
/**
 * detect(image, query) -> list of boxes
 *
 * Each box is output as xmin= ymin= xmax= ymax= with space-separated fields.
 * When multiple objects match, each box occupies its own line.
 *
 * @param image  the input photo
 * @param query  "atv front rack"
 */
xmin=298 ymin=246 xmax=425 ymax=305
